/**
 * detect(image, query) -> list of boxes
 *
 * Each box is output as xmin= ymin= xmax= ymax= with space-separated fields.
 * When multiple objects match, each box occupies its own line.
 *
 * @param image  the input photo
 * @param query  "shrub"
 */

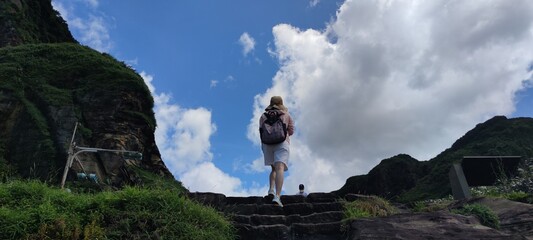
xmin=452 ymin=203 xmax=500 ymax=229
xmin=505 ymin=191 xmax=533 ymax=204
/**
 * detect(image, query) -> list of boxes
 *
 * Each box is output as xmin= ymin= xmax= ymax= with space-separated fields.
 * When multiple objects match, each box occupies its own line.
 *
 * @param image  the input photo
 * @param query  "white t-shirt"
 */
xmin=297 ymin=191 xmax=308 ymax=197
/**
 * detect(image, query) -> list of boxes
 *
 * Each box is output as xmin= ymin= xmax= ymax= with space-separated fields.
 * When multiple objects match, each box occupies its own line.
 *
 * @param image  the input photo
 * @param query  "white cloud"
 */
xmin=51 ymin=1 xmax=69 ymax=20
xmin=180 ymin=162 xmax=267 ymax=196
xmin=244 ymin=157 xmax=268 ymax=173
xmin=77 ymin=15 xmax=112 ymax=52
xmin=141 ymin=72 xmax=216 ymax=174
xmin=239 ymin=32 xmax=256 ymax=56
xmin=249 ymin=0 xmax=533 ymax=194
xmin=210 ymin=80 xmax=218 ymax=88
xmin=52 ymin=0 xmax=112 ymax=52
xmin=309 ymin=0 xmax=320 ymax=8
xmin=84 ymin=0 xmax=99 ymax=8
xmin=141 ymin=72 xmax=267 ymax=196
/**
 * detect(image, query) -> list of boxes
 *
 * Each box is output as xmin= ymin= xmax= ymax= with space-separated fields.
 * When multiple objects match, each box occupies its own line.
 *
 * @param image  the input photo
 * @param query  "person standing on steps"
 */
xmin=259 ymin=96 xmax=294 ymax=207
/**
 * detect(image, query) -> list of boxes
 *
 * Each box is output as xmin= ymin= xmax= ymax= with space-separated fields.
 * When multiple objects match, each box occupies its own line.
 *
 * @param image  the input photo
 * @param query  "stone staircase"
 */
xmin=189 ymin=192 xmax=347 ymax=240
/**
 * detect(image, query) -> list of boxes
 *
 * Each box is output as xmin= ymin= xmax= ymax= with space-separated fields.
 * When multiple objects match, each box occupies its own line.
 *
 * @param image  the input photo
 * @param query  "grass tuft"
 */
xmin=343 ymin=196 xmax=396 ymax=220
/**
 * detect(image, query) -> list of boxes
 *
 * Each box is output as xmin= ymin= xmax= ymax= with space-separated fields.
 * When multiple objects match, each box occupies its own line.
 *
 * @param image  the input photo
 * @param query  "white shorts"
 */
xmin=262 ymin=141 xmax=290 ymax=171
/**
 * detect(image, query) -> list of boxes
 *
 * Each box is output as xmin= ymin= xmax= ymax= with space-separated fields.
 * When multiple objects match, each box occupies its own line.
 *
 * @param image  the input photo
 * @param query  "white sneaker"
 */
xmin=268 ymin=189 xmax=275 ymax=196
xmin=272 ymin=195 xmax=283 ymax=207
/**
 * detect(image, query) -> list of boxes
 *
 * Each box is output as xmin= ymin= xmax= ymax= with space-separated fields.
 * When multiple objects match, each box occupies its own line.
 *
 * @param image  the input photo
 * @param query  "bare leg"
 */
xmin=269 ymin=165 xmax=276 ymax=194
xmin=274 ymin=162 xmax=285 ymax=197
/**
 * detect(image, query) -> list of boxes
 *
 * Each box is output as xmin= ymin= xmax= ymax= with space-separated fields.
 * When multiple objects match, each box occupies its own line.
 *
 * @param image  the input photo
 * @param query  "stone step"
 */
xmin=292 ymin=221 xmax=345 ymax=240
xmin=231 ymin=211 xmax=345 ymax=226
xmin=224 ymin=202 xmax=344 ymax=216
xmin=235 ymin=221 xmax=345 ymax=240
xmin=235 ymin=223 xmax=290 ymax=240
xmin=188 ymin=192 xmax=341 ymax=209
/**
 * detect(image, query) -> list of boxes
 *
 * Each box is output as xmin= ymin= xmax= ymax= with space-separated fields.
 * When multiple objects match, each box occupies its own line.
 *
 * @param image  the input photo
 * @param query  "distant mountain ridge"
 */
xmin=334 ymin=116 xmax=533 ymax=201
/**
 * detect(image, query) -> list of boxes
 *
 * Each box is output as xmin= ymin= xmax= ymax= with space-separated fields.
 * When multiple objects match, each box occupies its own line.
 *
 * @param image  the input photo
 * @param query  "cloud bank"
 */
xmin=249 ymin=0 xmax=533 ymax=194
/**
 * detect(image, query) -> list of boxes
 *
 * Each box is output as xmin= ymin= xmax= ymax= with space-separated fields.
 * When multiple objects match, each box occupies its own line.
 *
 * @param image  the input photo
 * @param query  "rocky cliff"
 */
xmin=334 ymin=116 xmax=533 ymax=202
xmin=0 ymin=0 xmax=173 ymax=186
xmin=0 ymin=0 xmax=76 ymax=47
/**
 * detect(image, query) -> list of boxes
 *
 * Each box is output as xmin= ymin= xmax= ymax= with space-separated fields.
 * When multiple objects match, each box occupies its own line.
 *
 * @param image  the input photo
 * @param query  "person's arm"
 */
xmin=287 ymin=114 xmax=294 ymax=136
xmin=259 ymin=113 xmax=266 ymax=126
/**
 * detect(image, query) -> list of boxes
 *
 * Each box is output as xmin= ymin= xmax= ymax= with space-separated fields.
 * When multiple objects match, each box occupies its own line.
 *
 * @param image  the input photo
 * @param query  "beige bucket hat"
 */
xmin=266 ymin=96 xmax=287 ymax=111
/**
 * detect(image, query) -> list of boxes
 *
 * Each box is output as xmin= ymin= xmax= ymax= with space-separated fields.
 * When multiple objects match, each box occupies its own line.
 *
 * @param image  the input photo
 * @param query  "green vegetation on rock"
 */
xmin=0 ymin=0 xmax=76 ymax=46
xmin=0 ymin=43 xmax=156 ymax=181
xmin=343 ymin=196 xmax=396 ymax=220
xmin=452 ymin=203 xmax=500 ymax=229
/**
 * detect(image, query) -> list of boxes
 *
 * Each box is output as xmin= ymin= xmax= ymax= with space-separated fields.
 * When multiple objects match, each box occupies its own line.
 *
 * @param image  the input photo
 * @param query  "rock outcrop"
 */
xmin=454 ymin=197 xmax=533 ymax=238
xmin=0 ymin=0 xmax=173 ymax=186
xmin=348 ymin=211 xmax=525 ymax=240
xmin=0 ymin=43 xmax=173 ymax=186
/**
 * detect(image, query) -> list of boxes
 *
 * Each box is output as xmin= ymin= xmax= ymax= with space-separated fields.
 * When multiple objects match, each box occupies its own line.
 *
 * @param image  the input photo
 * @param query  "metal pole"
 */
xmin=61 ymin=122 xmax=78 ymax=189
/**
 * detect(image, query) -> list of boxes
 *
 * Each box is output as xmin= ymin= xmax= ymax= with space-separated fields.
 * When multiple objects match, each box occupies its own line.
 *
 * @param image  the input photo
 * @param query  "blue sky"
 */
xmin=52 ymin=0 xmax=533 ymax=196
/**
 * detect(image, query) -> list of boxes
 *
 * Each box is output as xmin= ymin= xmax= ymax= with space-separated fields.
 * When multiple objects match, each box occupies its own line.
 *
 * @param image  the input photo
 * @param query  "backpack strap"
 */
xmin=264 ymin=110 xmax=284 ymax=124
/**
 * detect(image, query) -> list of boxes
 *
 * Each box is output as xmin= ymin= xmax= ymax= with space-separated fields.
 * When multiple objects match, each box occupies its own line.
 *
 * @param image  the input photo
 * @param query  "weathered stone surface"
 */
xmin=348 ymin=211 xmax=525 ymax=240
xmin=250 ymin=214 xmax=287 ymax=225
xmin=459 ymin=197 xmax=533 ymax=239
xmin=313 ymin=202 xmax=344 ymax=213
xmin=292 ymin=222 xmax=344 ymax=240
xmin=281 ymin=195 xmax=307 ymax=204
xmin=226 ymin=196 xmax=265 ymax=205
xmin=257 ymin=204 xmax=286 ymax=215
xmin=231 ymin=214 xmax=251 ymax=225
xmin=307 ymin=192 xmax=339 ymax=202
xmin=345 ymin=193 xmax=375 ymax=202
xmin=188 ymin=192 xmax=226 ymax=208
xmin=299 ymin=211 xmax=344 ymax=224
xmin=235 ymin=223 xmax=290 ymax=240
xmin=225 ymin=204 xmax=258 ymax=215
xmin=283 ymin=203 xmax=314 ymax=216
